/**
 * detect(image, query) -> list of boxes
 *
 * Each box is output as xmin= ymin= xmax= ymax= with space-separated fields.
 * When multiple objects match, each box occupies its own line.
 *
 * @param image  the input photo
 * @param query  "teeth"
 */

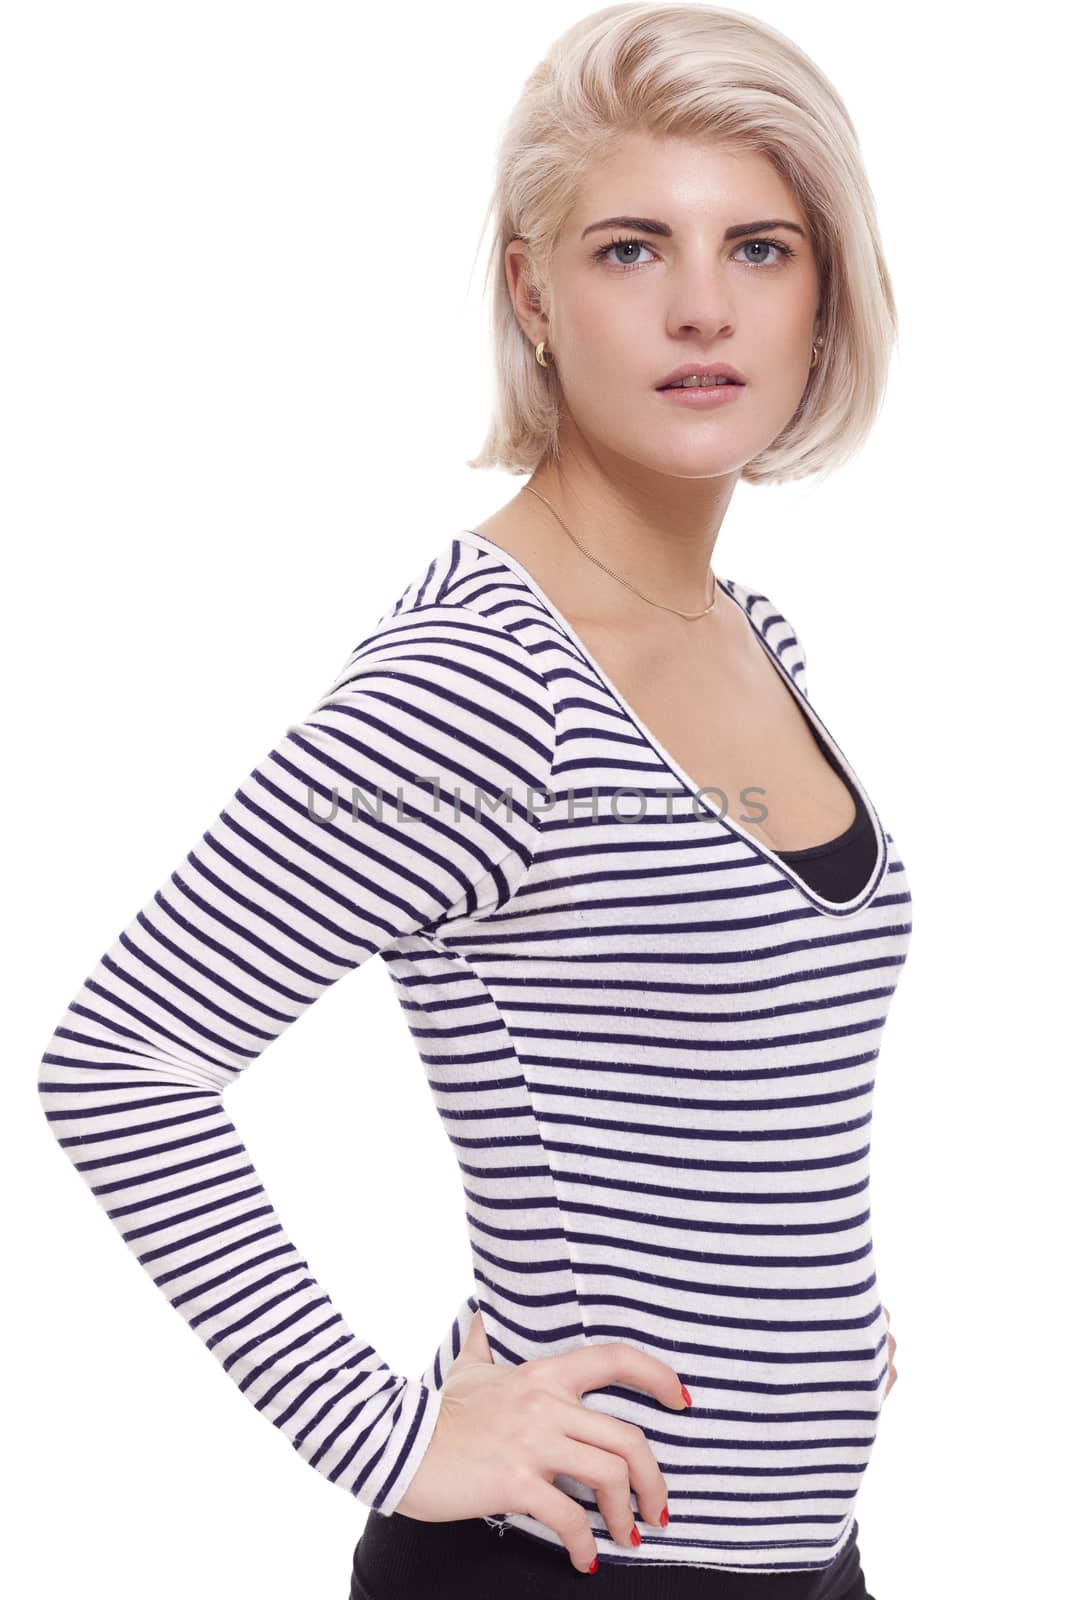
xmin=669 ymin=375 xmax=733 ymax=388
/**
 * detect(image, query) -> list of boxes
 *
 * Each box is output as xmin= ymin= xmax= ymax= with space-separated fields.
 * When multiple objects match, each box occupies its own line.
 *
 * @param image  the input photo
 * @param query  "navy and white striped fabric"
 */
xmin=39 ymin=528 xmax=912 ymax=1574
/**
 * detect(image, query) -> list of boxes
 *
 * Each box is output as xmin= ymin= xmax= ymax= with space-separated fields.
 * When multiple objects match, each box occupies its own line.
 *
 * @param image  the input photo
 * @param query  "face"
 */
xmin=507 ymin=131 xmax=822 ymax=481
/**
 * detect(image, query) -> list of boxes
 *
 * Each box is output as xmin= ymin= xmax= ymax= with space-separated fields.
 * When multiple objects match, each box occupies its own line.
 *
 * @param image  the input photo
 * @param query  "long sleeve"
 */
xmin=37 ymin=604 xmax=556 ymax=1515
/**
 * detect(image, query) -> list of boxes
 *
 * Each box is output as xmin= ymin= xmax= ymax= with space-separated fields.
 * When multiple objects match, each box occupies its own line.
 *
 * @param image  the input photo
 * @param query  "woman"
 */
xmin=38 ymin=5 xmax=905 ymax=1596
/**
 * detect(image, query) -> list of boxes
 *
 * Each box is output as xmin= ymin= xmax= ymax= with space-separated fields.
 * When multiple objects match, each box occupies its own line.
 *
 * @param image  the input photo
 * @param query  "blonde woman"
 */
xmin=39 ymin=5 xmax=905 ymax=1597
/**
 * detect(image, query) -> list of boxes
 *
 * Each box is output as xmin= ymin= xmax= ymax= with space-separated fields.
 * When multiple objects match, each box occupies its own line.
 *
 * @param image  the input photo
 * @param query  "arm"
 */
xmin=37 ymin=605 xmax=556 ymax=1515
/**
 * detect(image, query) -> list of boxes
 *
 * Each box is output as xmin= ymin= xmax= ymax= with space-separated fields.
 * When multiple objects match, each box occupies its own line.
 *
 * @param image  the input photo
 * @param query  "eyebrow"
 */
xmin=579 ymin=215 xmax=807 ymax=241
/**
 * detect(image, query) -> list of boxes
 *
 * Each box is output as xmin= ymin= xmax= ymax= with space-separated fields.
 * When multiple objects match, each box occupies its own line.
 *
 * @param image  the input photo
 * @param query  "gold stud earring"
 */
xmin=810 ymin=337 xmax=824 ymax=370
xmin=535 ymin=340 xmax=552 ymax=367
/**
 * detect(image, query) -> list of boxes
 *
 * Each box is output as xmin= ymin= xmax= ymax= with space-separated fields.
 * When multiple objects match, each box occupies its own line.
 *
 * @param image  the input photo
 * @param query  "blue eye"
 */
xmin=594 ymin=236 xmax=657 ymax=269
xmin=592 ymin=234 xmax=797 ymax=272
xmin=737 ymin=238 xmax=795 ymax=267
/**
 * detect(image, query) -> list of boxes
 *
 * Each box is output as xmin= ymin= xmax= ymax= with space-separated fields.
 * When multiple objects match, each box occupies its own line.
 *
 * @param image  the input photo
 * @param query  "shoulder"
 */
xmin=722 ymin=574 xmax=809 ymax=698
xmin=303 ymin=533 xmax=557 ymax=766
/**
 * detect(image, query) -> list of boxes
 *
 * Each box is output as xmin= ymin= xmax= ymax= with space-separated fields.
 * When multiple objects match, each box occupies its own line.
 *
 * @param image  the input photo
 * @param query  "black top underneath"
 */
xmin=774 ymin=729 xmax=878 ymax=902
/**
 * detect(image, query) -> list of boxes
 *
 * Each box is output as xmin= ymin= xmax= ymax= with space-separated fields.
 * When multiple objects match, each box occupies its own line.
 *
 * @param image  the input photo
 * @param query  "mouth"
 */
xmin=655 ymin=363 xmax=747 ymax=391
xmin=655 ymin=376 xmax=746 ymax=407
xmin=656 ymin=376 xmax=745 ymax=391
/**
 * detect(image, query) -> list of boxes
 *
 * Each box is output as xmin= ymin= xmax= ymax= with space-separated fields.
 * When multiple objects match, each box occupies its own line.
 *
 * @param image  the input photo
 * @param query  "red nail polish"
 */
xmin=680 ymin=1384 xmax=693 ymax=1407
xmin=588 ymin=1555 xmax=599 ymax=1573
xmin=659 ymin=1504 xmax=670 ymax=1527
xmin=630 ymin=1525 xmax=642 ymax=1546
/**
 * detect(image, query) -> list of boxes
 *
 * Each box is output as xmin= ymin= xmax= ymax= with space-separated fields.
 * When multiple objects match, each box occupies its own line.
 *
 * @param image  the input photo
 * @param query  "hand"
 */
xmin=884 ymin=1303 xmax=898 ymax=1398
xmin=395 ymin=1310 xmax=689 ymax=1574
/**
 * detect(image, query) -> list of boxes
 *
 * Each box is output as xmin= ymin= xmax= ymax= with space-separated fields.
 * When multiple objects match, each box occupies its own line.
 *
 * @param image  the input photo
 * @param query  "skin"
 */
xmin=398 ymin=131 xmax=898 ymax=1569
xmin=473 ymin=131 xmax=858 ymax=854
xmin=507 ymin=130 xmax=822 ymax=595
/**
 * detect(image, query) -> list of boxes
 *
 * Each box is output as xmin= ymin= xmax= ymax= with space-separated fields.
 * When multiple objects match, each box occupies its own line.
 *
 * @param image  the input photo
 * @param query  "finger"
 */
xmin=556 ymin=1340 xmax=690 ymax=1413
xmin=521 ymin=1475 xmax=600 ymax=1574
xmin=883 ymin=1304 xmax=891 ymax=1325
xmin=466 ymin=1308 xmax=493 ymax=1361
xmin=549 ymin=1435 xmax=650 ymax=1549
xmin=452 ymin=1309 xmax=493 ymax=1371
xmin=559 ymin=1403 xmax=669 ymax=1531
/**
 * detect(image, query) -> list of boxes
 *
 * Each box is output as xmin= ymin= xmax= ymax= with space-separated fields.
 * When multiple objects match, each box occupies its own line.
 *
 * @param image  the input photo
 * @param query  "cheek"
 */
xmin=558 ymin=287 xmax=635 ymax=363
xmin=749 ymin=299 xmax=815 ymax=358
xmin=556 ymin=306 xmax=655 ymax=421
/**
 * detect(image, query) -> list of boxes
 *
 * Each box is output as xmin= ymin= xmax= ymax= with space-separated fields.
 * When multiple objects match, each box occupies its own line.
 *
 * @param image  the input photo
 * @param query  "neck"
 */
xmin=522 ymin=447 xmax=738 ymax=615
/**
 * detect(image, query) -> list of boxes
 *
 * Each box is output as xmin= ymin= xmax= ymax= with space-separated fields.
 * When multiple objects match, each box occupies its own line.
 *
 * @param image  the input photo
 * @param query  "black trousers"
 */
xmin=348 ymin=1510 xmax=875 ymax=1600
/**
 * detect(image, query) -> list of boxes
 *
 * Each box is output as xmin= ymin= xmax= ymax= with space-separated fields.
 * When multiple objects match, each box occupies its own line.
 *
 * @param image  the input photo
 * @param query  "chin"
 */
xmin=628 ymin=437 xmax=754 ymax=479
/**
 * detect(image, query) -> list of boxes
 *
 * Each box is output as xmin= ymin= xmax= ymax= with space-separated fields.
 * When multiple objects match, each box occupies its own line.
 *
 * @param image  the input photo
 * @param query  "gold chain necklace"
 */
xmin=521 ymin=483 xmax=717 ymax=620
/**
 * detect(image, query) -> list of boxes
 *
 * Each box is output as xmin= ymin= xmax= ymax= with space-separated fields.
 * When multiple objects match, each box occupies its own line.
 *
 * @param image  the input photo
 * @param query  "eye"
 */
xmin=734 ymin=237 xmax=797 ymax=267
xmin=591 ymin=233 xmax=798 ymax=272
xmin=592 ymin=235 xmax=658 ymax=271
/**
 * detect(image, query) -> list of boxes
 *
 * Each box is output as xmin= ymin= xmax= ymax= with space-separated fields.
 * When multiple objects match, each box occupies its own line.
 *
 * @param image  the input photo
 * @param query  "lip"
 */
xmin=657 ymin=383 xmax=744 ymax=408
xmin=655 ymin=361 xmax=747 ymax=390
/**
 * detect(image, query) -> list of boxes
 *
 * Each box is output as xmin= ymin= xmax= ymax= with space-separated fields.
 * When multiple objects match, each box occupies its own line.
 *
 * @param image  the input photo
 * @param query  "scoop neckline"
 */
xmin=456 ymin=528 xmax=889 ymax=920
xmin=777 ymin=733 xmax=871 ymax=860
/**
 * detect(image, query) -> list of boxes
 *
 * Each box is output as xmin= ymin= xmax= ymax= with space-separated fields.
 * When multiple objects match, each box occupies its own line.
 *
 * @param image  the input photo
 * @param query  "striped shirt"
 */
xmin=38 ymin=528 xmax=912 ymax=1574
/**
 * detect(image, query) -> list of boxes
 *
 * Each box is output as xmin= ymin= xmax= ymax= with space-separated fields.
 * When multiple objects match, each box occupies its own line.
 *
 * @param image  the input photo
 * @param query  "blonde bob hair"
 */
xmin=466 ymin=2 xmax=897 ymax=487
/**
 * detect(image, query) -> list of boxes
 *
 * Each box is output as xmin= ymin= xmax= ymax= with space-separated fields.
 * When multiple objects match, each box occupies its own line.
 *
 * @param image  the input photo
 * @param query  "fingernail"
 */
xmin=588 ymin=1555 xmax=599 ymax=1573
xmin=630 ymin=1525 xmax=642 ymax=1546
xmin=680 ymin=1383 xmax=693 ymax=1407
xmin=659 ymin=1504 xmax=670 ymax=1527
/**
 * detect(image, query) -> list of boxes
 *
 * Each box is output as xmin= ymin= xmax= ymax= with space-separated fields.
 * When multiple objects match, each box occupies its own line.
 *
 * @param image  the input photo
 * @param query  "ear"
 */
xmin=504 ymin=239 xmax=549 ymax=347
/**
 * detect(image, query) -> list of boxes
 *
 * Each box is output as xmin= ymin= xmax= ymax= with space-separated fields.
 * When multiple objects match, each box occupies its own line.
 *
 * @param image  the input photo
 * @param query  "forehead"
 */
xmin=568 ymin=132 xmax=798 ymax=226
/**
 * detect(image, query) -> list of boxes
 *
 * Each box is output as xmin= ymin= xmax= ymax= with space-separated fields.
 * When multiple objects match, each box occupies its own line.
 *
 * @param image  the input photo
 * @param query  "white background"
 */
xmin=5 ymin=2 xmax=1063 ymax=1595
